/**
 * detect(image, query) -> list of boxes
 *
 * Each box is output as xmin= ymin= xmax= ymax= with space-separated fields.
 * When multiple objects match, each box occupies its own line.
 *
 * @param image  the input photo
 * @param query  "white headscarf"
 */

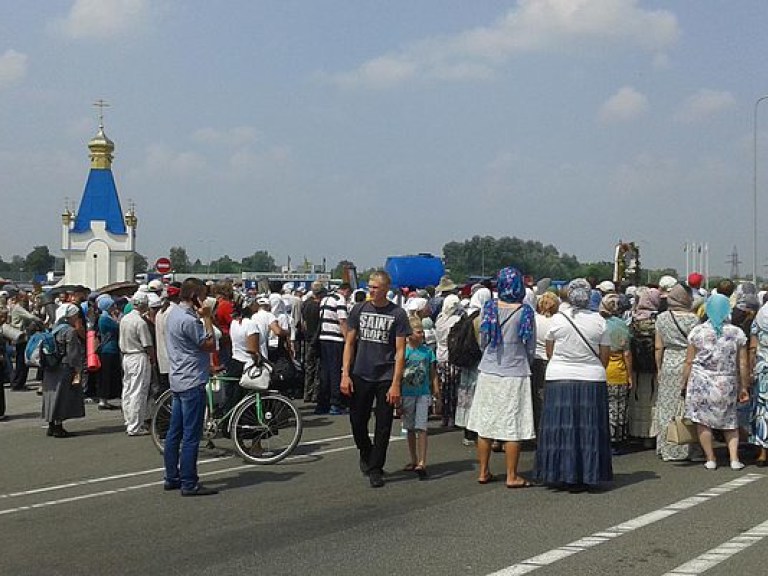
xmin=269 ymin=293 xmax=286 ymax=316
xmin=468 ymin=287 xmax=492 ymax=315
xmin=404 ymin=297 xmax=428 ymax=314
xmin=436 ymin=295 xmax=461 ymax=325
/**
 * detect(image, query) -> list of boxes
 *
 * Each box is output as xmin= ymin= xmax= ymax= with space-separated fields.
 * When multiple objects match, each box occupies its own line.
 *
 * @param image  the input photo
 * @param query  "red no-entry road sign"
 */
xmin=155 ymin=257 xmax=172 ymax=274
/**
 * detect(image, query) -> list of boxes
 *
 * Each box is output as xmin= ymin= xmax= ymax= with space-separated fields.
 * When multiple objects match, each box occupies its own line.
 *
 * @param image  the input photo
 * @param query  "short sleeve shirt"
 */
xmin=348 ymin=301 xmax=411 ymax=382
xmin=165 ymin=304 xmax=210 ymax=392
xmin=118 ymin=310 xmax=153 ymax=354
xmin=403 ymin=344 xmax=435 ymax=397
xmin=545 ymin=309 xmax=610 ymax=381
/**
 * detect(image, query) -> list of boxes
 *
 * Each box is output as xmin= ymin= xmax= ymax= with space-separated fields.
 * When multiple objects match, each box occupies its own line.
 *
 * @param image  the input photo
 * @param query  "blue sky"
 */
xmin=1 ymin=1 xmax=767 ymax=277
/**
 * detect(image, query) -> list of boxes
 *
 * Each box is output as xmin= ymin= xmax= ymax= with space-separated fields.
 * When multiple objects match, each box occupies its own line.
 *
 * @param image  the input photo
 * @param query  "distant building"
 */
xmin=61 ymin=121 xmax=137 ymax=288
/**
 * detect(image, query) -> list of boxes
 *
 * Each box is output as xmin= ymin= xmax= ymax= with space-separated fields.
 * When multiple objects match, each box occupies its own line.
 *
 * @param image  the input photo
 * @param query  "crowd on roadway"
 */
xmin=1 ymin=266 xmax=766 ymax=493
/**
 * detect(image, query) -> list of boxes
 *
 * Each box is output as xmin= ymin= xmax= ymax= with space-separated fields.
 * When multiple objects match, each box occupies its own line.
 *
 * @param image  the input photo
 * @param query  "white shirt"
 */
xmin=251 ymin=310 xmax=277 ymax=357
xmin=230 ymin=317 xmax=258 ymax=363
xmin=545 ymin=309 xmax=610 ymax=381
xmin=534 ymin=313 xmax=554 ymax=361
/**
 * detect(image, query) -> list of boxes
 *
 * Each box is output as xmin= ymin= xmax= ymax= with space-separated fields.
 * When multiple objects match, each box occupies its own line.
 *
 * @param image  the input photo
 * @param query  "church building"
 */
xmin=61 ymin=120 xmax=137 ymax=289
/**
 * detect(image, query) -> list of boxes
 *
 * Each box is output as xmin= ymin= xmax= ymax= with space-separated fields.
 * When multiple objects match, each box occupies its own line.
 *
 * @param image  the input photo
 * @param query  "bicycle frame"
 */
xmin=206 ymin=374 xmax=265 ymax=436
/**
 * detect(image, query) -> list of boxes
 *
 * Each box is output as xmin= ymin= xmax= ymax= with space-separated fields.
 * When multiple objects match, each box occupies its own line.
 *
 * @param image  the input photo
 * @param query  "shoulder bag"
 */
xmin=239 ymin=359 xmax=273 ymax=391
xmin=558 ymin=311 xmax=600 ymax=359
xmin=666 ymin=399 xmax=698 ymax=445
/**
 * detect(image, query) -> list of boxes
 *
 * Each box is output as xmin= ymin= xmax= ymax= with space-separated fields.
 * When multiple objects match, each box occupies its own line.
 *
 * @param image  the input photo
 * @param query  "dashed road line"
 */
xmin=487 ymin=474 xmax=764 ymax=576
xmin=662 ymin=517 xmax=768 ymax=575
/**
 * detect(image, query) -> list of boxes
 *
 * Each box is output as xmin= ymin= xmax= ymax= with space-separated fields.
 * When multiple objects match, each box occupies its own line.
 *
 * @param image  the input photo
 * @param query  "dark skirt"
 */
xmin=535 ymin=379 xmax=613 ymax=486
xmin=96 ymin=352 xmax=122 ymax=400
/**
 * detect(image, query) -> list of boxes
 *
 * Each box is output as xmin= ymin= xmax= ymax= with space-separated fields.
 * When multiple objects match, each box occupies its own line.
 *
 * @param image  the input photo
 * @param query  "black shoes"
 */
xmin=369 ymin=470 xmax=384 ymax=488
xmin=359 ymin=457 xmax=370 ymax=476
xmin=181 ymin=485 xmax=218 ymax=497
xmin=97 ymin=403 xmax=119 ymax=411
xmin=163 ymin=482 xmax=181 ymax=491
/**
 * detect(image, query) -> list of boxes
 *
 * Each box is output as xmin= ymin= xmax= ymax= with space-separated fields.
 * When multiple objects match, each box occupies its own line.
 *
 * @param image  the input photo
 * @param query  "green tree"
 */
xmin=25 ymin=245 xmax=55 ymax=275
xmin=211 ymin=255 xmax=240 ymax=274
xmin=169 ymin=246 xmax=191 ymax=273
xmin=241 ymin=251 xmax=276 ymax=272
xmin=134 ymin=252 xmax=148 ymax=274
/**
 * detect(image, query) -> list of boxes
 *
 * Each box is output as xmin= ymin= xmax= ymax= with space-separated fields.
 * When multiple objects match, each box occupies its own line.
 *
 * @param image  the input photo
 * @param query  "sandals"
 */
xmin=477 ymin=473 xmax=495 ymax=484
xmin=506 ymin=478 xmax=535 ymax=489
xmin=415 ymin=465 xmax=428 ymax=480
xmin=403 ymin=463 xmax=417 ymax=472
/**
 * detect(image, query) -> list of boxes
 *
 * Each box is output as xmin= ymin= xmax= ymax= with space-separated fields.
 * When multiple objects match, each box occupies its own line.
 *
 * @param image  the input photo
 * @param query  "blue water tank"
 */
xmin=385 ymin=254 xmax=445 ymax=289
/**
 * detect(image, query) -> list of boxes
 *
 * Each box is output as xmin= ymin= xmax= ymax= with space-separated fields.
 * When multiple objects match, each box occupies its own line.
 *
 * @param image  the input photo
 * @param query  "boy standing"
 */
xmin=402 ymin=315 xmax=439 ymax=479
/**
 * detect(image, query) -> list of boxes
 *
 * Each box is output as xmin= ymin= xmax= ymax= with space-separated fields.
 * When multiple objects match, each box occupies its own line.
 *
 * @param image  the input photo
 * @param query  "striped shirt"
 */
xmin=318 ymin=294 xmax=348 ymax=343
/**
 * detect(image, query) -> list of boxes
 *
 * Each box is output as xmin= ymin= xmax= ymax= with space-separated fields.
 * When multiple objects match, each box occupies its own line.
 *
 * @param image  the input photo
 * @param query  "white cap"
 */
xmin=597 ymin=280 xmax=615 ymax=293
xmin=659 ymin=275 xmax=678 ymax=292
xmin=147 ymin=293 xmax=163 ymax=308
xmin=148 ymin=279 xmax=164 ymax=293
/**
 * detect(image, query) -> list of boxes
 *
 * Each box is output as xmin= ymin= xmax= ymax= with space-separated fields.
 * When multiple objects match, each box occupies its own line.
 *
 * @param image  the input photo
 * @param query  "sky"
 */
xmin=1 ymin=0 xmax=767 ymax=278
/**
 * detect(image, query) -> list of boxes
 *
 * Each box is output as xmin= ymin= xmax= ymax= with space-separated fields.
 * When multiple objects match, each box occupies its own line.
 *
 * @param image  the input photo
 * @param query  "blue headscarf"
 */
xmin=480 ymin=267 xmax=535 ymax=348
xmin=706 ymin=293 xmax=731 ymax=337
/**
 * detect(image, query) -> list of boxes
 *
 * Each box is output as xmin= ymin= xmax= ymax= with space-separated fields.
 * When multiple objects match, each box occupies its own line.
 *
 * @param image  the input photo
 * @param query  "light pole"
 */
xmin=753 ymin=95 xmax=768 ymax=283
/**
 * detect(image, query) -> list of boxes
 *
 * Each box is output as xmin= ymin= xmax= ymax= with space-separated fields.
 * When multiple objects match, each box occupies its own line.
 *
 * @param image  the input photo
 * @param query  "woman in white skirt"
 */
xmin=467 ymin=267 xmax=536 ymax=488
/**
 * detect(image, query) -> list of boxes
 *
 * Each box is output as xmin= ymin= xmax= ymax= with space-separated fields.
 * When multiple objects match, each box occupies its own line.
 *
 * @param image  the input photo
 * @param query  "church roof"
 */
xmin=72 ymin=168 xmax=127 ymax=235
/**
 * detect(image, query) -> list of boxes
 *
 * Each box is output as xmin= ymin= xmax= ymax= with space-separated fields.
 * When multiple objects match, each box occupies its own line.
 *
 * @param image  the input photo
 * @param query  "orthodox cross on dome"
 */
xmin=93 ymin=99 xmax=110 ymax=127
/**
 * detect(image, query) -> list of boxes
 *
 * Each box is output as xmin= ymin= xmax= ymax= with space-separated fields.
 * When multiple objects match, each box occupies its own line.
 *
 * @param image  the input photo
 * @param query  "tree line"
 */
xmin=0 ymin=237 xmax=681 ymax=284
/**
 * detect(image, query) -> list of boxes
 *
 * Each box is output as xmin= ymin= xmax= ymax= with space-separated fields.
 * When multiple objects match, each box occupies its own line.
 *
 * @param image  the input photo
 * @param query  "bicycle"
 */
xmin=150 ymin=373 xmax=303 ymax=464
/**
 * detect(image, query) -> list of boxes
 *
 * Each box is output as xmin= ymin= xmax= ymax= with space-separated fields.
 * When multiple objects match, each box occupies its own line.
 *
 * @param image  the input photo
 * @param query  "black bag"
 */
xmin=447 ymin=310 xmax=482 ymax=368
xmin=630 ymin=320 xmax=656 ymax=373
xmin=268 ymin=339 xmax=300 ymax=396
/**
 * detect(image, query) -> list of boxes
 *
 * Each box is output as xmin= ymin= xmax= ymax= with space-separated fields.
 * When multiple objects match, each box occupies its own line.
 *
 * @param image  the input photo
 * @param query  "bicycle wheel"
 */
xmin=231 ymin=394 xmax=302 ymax=464
xmin=150 ymin=389 xmax=174 ymax=454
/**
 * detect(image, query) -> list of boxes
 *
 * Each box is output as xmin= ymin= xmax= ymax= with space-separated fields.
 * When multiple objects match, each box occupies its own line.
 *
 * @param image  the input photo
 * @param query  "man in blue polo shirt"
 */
xmin=163 ymin=278 xmax=218 ymax=497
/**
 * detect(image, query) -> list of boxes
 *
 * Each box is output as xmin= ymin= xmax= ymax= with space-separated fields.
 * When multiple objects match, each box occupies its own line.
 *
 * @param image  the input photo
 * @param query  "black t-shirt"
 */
xmin=347 ymin=301 xmax=411 ymax=382
xmin=301 ymin=298 xmax=321 ymax=339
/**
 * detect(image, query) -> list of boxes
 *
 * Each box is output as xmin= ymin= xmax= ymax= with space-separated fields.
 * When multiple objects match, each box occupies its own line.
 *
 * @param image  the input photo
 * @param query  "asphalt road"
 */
xmin=2 ymin=384 xmax=768 ymax=576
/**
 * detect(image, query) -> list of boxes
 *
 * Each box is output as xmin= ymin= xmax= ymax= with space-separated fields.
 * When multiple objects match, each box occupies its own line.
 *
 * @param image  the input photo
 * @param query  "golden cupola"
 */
xmin=88 ymin=124 xmax=115 ymax=169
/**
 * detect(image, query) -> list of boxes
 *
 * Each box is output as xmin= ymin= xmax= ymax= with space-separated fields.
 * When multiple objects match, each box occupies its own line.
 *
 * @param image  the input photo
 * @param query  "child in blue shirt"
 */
xmin=402 ymin=315 xmax=439 ymax=479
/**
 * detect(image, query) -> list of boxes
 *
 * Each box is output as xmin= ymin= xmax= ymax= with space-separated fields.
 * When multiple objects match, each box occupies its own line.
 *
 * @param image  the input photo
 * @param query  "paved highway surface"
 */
xmin=2 ymin=384 xmax=767 ymax=576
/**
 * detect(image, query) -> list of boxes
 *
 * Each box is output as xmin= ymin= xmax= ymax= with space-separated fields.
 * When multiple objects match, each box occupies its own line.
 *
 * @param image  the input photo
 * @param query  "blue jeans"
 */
xmin=163 ymin=385 xmax=206 ymax=490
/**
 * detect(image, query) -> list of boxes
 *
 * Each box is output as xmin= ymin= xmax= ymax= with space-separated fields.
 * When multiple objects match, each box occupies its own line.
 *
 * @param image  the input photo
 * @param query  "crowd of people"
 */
xmin=1 ymin=266 xmax=766 ymax=493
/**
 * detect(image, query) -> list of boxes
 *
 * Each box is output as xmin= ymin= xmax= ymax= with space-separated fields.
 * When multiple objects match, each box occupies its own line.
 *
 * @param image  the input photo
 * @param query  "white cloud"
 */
xmin=676 ymin=89 xmax=736 ymax=123
xmin=191 ymin=126 xmax=260 ymax=147
xmin=599 ymin=86 xmax=648 ymax=123
xmin=329 ymin=0 xmax=679 ymax=89
xmin=53 ymin=0 xmax=151 ymax=40
xmin=0 ymin=49 xmax=28 ymax=89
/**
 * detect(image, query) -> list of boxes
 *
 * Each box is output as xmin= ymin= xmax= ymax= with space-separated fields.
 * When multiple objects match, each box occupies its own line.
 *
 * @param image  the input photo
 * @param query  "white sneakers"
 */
xmin=703 ymin=460 xmax=745 ymax=471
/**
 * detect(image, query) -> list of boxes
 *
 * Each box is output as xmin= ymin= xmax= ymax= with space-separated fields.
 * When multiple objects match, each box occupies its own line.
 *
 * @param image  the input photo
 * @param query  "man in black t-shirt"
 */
xmin=342 ymin=271 xmax=410 ymax=488
xmin=301 ymin=281 xmax=325 ymax=403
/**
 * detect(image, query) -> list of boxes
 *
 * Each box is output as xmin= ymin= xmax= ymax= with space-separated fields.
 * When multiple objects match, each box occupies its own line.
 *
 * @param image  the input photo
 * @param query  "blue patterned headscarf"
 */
xmin=706 ymin=293 xmax=731 ymax=337
xmin=480 ymin=267 xmax=535 ymax=348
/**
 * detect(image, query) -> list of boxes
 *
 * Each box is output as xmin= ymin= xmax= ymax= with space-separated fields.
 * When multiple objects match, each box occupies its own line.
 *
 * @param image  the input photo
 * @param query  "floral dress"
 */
xmin=684 ymin=322 xmax=747 ymax=429
xmin=655 ymin=311 xmax=700 ymax=460
xmin=750 ymin=322 xmax=768 ymax=447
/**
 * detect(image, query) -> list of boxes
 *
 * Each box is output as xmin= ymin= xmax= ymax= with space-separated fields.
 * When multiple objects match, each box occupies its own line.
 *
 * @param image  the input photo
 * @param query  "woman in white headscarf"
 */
xmin=455 ymin=287 xmax=492 ymax=444
xmin=41 ymin=304 xmax=86 ymax=438
xmin=435 ymin=295 xmax=462 ymax=427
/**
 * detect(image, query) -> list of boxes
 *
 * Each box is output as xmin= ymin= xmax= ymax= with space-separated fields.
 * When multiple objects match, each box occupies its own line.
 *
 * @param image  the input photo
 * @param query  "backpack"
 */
xmin=25 ymin=324 xmax=68 ymax=368
xmin=630 ymin=318 xmax=656 ymax=373
xmin=447 ymin=310 xmax=482 ymax=368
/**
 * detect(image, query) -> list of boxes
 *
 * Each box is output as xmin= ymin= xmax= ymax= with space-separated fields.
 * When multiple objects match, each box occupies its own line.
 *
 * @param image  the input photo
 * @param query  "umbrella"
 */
xmin=97 ymin=281 xmax=139 ymax=297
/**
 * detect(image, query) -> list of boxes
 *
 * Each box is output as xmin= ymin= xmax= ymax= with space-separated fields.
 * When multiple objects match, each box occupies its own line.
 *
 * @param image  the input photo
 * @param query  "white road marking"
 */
xmin=487 ymin=474 xmax=764 ymax=576
xmin=0 ymin=433 xmax=355 ymax=501
xmin=662 ymin=518 xmax=768 ymax=575
xmin=0 ymin=436 xmax=402 ymax=517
